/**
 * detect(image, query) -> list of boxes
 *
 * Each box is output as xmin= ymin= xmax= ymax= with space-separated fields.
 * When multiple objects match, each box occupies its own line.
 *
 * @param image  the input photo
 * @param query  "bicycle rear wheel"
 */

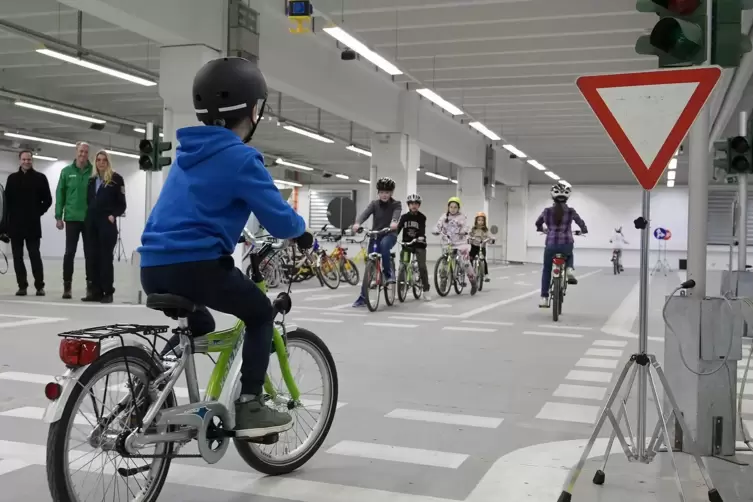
xmin=235 ymin=328 xmax=338 ymax=475
xmin=552 ymin=279 xmax=561 ymax=322
xmin=341 ymin=258 xmax=360 ymax=286
xmin=434 ymin=256 xmax=451 ymax=297
xmin=318 ymin=255 xmax=340 ymax=289
xmin=47 ymin=346 xmax=177 ymax=502
xmin=384 ymin=258 xmax=396 ymax=306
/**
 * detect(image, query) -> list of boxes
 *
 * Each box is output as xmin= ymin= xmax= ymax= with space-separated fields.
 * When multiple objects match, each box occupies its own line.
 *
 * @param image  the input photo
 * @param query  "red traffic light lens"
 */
xmin=730 ymin=136 xmax=750 ymax=154
xmin=664 ymin=0 xmax=701 ymax=15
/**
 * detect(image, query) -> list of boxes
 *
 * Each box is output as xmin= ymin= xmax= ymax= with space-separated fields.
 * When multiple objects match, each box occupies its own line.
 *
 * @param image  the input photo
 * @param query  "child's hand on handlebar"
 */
xmin=295 ymin=231 xmax=315 ymax=249
xmin=390 ymin=221 xmax=398 ymax=231
xmin=352 ymin=223 xmax=360 ymax=233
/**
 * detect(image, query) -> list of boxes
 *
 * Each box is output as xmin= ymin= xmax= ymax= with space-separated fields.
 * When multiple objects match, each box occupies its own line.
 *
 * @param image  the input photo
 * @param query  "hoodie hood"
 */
xmin=175 ymin=126 xmax=247 ymax=170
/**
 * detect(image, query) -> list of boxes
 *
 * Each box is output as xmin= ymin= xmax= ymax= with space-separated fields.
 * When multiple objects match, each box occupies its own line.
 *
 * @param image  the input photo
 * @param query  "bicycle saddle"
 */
xmin=146 ymin=293 xmax=198 ymax=319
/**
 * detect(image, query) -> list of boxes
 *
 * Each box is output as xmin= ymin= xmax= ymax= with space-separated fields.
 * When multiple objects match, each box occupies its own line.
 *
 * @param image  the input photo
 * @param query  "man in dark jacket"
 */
xmin=5 ymin=150 xmax=52 ymax=296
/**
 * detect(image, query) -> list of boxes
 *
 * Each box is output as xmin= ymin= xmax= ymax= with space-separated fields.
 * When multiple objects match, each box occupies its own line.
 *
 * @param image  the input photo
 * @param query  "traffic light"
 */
xmin=137 ymin=124 xmax=172 ymax=172
xmin=635 ymin=0 xmax=707 ymax=67
xmin=711 ymin=0 xmax=753 ymax=67
xmin=713 ymin=136 xmax=753 ymax=174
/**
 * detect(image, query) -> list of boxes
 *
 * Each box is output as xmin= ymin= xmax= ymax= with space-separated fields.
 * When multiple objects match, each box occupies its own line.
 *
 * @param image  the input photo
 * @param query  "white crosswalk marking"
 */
xmin=385 ymin=409 xmax=503 ymax=428
xmin=327 ymin=440 xmax=468 ymax=468
xmin=0 ymin=314 xmax=67 ymax=328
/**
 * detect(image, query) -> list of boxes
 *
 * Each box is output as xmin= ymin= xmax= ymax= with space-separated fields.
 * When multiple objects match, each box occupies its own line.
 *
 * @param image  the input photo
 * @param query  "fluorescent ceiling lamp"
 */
xmin=105 ymin=149 xmax=139 ymax=159
xmin=133 ymin=127 xmax=164 ymax=138
xmin=358 ymin=178 xmax=370 ymax=184
xmin=274 ymin=179 xmax=302 ymax=187
xmin=32 ymin=154 xmax=58 ymax=161
xmin=469 ymin=121 xmax=500 ymax=141
xmin=4 ymin=132 xmax=76 ymax=147
xmin=335 ymin=174 xmax=349 ymax=180
xmin=416 ymin=89 xmax=463 ymax=116
xmin=275 ymin=158 xmax=314 ymax=171
xmin=667 ymin=179 xmax=675 ymax=188
xmin=450 ymin=178 xmax=458 ymax=184
xmin=667 ymin=170 xmax=676 ymax=181
xmin=15 ymin=101 xmax=106 ymax=124
xmin=544 ymin=171 xmax=560 ymax=180
xmin=668 ymin=158 xmax=678 ymax=170
xmin=502 ymin=144 xmax=527 ymax=158
xmin=283 ymin=125 xmax=334 ymax=144
xmin=527 ymin=159 xmax=547 ymax=171
xmin=322 ymin=26 xmax=402 ymax=76
xmin=346 ymin=144 xmax=372 ymax=157
xmin=37 ymin=48 xmax=157 ymax=86
xmin=425 ymin=171 xmax=448 ymax=181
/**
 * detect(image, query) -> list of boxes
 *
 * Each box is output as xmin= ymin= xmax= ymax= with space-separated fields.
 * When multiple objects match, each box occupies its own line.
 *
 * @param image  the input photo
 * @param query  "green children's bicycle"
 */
xmin=44 ymin=238 xmax=338 ymax=502
xmin=397 ymin=238 xmax=424 ymax=302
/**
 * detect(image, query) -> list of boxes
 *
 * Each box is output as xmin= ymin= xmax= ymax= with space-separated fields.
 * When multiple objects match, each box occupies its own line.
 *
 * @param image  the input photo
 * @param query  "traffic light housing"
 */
xmin=138 ymin=125 xmax=172 ymax=172
xmin=713 ymin=136 xmax=753 ymax=174
xmin=711 ymin=0 xmax=753 ymax=67
xmin=635 ymin=0 xmax=707 ymax=67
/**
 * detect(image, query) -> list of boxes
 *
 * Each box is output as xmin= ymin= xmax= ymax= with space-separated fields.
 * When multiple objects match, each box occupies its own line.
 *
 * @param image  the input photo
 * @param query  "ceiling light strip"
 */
xmin=322 ymin=26 xmax=402 ymax=76
xmin=275 ymin=158 xmax=314 ymax=171
xmin=274 ymin=179 xmax=303 ymax=187
xmin=469 ymin=121 xmax=500 ymax=141
xmin=283 ymin=125 xmax=335 ymax=144
xmin=4 ymin=132 xmax=76 ymax=147
xmin=416 ymin=89 xmax=464 ymax=116
xmin=105 ymin=149 xmax=139 ymax=159
xmin=134 ymin=127 xmax=164 ymax=138
xmin=346 ymin=144 xmax=372 ymax=157
xmin=424 ymin=171 xmax=448 ymax=181
xmin=36 ymin=48 xmax=157 ymax=87
xmin=358 ymin=179 xmax=371 ymax=184
xmin=527 ymin=160 xmax=547 ymax=171
xmin=32 ymin=155 xmax=58 ymax=161
xmin=335 ymin=174 xmax=349 ymax=180
xmin=15 ymin=101 xmax=106 ymax=124
xmin=502 ymin=144 xmax=527 ymax=158
xmin=544 ymin=171 xmax=560 ymax=180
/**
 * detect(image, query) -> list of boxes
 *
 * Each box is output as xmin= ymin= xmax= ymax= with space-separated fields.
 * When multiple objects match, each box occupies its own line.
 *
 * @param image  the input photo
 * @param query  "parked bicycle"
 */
xmin=397 ymin=238 xmax=425 ymax=302
xmin=434 ymin=230 xmax=476 ymax=297
xmin=288 ymin=227 xmax=340 ymax=289
xmin=323 ymin=225 xmax=360 ymax=286
xmin=44 ymin=237 xmax=338 ymax=502
xmin=359 ymin=227 xmax=397 ymax=312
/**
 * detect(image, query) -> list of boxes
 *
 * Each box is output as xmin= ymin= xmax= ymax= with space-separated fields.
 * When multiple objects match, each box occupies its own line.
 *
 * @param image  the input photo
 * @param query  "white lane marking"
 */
xmin=0 ymin=314 xmax=67 ymax=328
xmin=0 ymin=300 xmax=142 ymax=308
xmin=553 ymin=384 xmax=607 ymax=401
xmin=442 ymin=326 xmax=497 ymax=333
xmin=0 ymin=406 xmax=95 ymax=425
xmin=290 ymin=318 xmax=344 ymax=324
xmin=304 ymin=293 xmax=353 ymax=302
xmin=738 ymin=383 xmax=753 ymax=397
xmin=327 ymin=440 xmax=468 ymax=469
xmin=566 ymin=370 xmax=613 ymax=383
xmin=513 ymin=281 xmax=532 ymax=286
xmin=601 ymin=274 xmax=650 ymax=339
xmin=389 ymin=315 xmax=439 ymax=322
xmin=0 ymin=372 xmax=347 ymax=410
xmin=516 ymin=273 xmax=527 ymax=277
xmin=585 ymin=348 xmax=623 ymax=358
xmin=536 ymin=402 xmax=600 ymax=424
xmin=461 ymin=320 xmax=514 ymax=326
xmin=364 ymin=322 xmax=418 ymax=328
xmin=320 ymin=312 xmax=367 ymax=317
xmin=593 ymin=340 xmax=628 ymax=348
xmin=460 ymin=270 xmax=601 ymax=318
xmin=424 ymin=302 xmax=453 ymax=309
xmin=385 ymin=409 xmax=503 ymax=428
xmin=576 ymin=358 xmax=619 ymax=370
xmin=0 ymin=458 xmax=29 ymax=476
xmin=538 ymin=325 xmax=593 ymax=331
xmin=496 ymin=276 xmax=509 ymax=280
xmin=523 ymin=331 xmax=583 ymax=339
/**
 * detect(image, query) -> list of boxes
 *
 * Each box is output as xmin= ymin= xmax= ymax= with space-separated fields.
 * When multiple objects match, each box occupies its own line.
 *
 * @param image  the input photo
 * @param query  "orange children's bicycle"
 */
xmin=323 ymin=226 xmax=360 ymax=286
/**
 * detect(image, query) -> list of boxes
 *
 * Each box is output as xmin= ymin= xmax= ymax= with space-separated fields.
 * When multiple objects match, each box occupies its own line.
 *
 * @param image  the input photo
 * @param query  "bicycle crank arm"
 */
xmin=130 ymin=428 xmax=197 ymax=448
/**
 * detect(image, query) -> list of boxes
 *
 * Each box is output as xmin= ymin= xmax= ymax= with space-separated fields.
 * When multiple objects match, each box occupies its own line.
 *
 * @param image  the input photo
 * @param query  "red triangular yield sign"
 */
xmin=576 ymin=67 xmax=722 ymax=190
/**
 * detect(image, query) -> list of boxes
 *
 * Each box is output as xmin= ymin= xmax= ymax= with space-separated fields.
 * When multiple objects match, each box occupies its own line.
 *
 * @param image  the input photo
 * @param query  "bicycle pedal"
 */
xmin=244 ymin=433 xmax=280 ymax=445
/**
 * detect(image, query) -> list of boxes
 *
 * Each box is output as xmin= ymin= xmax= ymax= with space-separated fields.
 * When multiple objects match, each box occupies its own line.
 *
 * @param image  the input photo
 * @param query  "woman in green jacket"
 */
xmin=55 ymin=141 xmax=93 ymax=299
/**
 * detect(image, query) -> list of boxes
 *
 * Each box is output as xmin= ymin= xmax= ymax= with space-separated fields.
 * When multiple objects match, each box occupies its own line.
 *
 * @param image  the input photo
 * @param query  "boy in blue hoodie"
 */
xmin=139 ymin=57 xmax=312 ymax=439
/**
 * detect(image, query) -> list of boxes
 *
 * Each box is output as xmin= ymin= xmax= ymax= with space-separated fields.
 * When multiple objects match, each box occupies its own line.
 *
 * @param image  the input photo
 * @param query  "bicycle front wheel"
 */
xmin=318 ymin=255 xmax=341 ymax=290
xmin=47 ymin=346 xmax=177 ymax=502
xmin=397 ymin=265 xmax=408 ymax=303
xmin=453 ymin=259 xmax=465 ymax=295
xmin=434 ymin=256 xmax=451 ymax=297
xmin=363 ymin=260 xmax=380 ymax=312
xmin=234 ymin=328 xmax=338 ymax=475
xmin=341 ymin=258 xmax=360 ymax=286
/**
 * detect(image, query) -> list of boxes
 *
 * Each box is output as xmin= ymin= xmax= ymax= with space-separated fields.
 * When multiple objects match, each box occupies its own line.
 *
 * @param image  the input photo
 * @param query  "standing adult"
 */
xmin=55 ymin=141 xmax=93 ymax=299
xmin=83 ymin=150 xmax=126 ymax=303
xmin=5 ymin=150 xmax=52 ymax=296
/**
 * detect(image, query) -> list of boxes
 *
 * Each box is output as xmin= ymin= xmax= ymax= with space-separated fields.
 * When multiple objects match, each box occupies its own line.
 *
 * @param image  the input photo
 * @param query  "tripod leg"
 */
xmin=647 ymin=367 xmax=687 ymax=502
xmin=649 ymin=357 xmax=722 ymax=502
xmin=557 ymin=358 xmax=636 ymax=502
xmin=594 ymin=364 xmax=640 ymax=485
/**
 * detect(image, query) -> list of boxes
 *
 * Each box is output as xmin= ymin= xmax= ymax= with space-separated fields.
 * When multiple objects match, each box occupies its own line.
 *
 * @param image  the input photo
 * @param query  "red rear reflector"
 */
xmin=553 ymin=257 xmax=566 ymax=266
xmin=59 ymin=339 xmax=100 ymax=367
xmin=45 ymin=382 xmax=62 ymax=400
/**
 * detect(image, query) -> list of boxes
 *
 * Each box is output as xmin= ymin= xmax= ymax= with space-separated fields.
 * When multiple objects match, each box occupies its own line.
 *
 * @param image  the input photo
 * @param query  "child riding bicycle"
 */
xmin=469 ymin=212 xmax=492 ymax=283
xmin=397 ymin=193 xmax=431 ymax=300
xmin=433 ymin=196 xmax=476 ymax=293
xmin=351 ymin=177 xmax=402 ymax=307
xmin=610 ymin=226 xmax=627 ymax=272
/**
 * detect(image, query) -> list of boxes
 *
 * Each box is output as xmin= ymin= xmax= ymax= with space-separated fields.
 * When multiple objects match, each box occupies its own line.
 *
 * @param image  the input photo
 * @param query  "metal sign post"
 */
xmin=561 ymin=67 xmax=724 ymax=502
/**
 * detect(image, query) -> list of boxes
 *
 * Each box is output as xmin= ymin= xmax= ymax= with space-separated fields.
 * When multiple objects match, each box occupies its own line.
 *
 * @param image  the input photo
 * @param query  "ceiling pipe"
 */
xmin=709 ymin=21 xmax=753 ymax=150
xmin=0 ymin=18 xmax=158 ymax=80
xmin=0 ymin=88 xmax=144 ymax=128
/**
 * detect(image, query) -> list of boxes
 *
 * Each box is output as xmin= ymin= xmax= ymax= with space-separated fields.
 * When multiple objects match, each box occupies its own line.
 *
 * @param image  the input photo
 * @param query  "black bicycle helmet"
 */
xmin=376 ymin=177 xmax=396 ymax=191
xmin=192 ymin=57 xmax=268 ymax=143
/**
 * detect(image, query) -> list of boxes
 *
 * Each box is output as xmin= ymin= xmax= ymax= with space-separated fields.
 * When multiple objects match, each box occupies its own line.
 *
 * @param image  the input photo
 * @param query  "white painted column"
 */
xmin=370 ymin=133 xmax=419 ymax=202
xmin=456 ymin=166 xmax=486 ymax=219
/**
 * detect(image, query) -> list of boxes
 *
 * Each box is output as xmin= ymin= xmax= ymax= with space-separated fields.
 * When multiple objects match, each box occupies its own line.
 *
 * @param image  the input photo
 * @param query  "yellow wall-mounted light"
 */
xmin=287 ymin=1 xmax=313 ymax=33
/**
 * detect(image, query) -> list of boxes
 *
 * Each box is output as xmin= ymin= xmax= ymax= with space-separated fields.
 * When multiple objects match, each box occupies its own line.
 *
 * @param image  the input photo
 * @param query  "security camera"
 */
xmin=341 ymin=49 xmax=356 ymax=61
xmin=509 ymin=154 xmax=517 ymax=159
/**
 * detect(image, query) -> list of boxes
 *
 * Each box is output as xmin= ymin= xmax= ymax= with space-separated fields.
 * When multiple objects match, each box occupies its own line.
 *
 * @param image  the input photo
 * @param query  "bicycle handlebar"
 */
xmin=402 ymin=237 xmax=425 ymax=246
xmin=360 ymin=227 xmax=392 ymax=237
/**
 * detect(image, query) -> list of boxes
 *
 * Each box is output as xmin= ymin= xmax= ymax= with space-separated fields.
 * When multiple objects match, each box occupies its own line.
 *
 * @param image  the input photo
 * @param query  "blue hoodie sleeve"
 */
xmin=236 ymin=150 xmax=306 ymax=239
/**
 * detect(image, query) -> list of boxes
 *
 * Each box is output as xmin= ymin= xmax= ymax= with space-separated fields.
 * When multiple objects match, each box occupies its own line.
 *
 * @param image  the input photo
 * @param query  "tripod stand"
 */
xmin=651 ymin=238 xmax=672 ymax=276
xmin=115 ymin=216 xmax=127 ymax=262
xmin=557 ymin=190 xmax=721 ymax=502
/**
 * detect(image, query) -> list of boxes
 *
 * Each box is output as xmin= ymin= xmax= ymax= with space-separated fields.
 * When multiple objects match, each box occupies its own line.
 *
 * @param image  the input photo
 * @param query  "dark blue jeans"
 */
xmin=360 ymin=232 xmax=397 ymax=297
xmin=141 ymin=256 xmax=274 ymax=396
xmin=541 ymin=243 xmax=574 ymax=297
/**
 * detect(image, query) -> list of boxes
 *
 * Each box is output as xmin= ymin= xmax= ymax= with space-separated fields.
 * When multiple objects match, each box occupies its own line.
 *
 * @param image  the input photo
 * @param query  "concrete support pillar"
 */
xmin=370 ymin=133 xmax=420 ymax=202
xmin=457 ymin=166 xmax=486 ymax=219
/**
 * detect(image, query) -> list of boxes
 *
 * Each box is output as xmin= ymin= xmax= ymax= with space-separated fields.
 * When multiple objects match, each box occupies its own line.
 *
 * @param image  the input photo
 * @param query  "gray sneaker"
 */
xmin=234 ymin=395 xmax=293 ymax=438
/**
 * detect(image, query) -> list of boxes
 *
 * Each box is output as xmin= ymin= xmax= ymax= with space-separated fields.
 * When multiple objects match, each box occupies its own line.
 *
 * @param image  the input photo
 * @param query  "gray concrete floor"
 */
xmin=0 ymin=258 xmax=750 ymax=501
